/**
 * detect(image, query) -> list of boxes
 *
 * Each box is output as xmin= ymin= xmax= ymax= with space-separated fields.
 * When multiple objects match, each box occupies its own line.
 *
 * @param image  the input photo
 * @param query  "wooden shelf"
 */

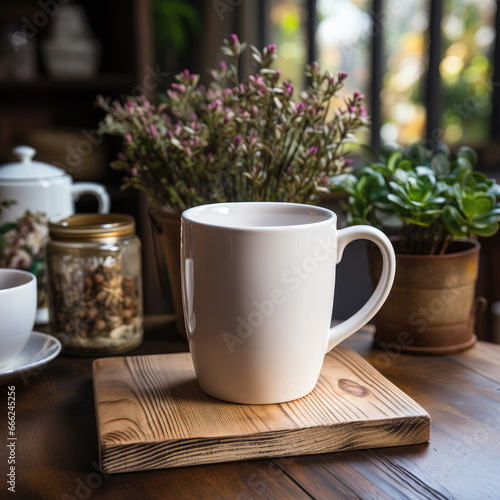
xmin=0 ymin=74 xmax=137 ymax=93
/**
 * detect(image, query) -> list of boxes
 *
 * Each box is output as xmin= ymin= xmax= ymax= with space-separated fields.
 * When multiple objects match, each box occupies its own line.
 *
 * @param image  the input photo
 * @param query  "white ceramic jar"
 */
xmin=0 ymin=146 xmax=110 ymax=324
xmin=41 ymin=3 xmax=101 ymax=79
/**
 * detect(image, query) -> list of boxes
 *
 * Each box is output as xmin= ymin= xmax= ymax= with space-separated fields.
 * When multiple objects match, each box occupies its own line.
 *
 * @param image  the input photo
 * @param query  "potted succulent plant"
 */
xmin=97 ymin=35 xmax=368 ymax=335
xmin=330 ymin=142 xmax=500 ymax=353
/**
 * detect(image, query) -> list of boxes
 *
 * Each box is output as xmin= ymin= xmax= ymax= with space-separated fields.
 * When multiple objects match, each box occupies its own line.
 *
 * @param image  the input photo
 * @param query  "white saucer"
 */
xmin=0 ymin=331 xmax=62 ymax=384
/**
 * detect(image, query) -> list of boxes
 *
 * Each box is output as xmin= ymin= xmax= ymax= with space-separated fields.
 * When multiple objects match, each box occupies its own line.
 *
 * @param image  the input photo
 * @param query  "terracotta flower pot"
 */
xmin=148 ymin=205 xmax=186 ymax=338
xmin=368 ymin=239 xmax=484 ymax=354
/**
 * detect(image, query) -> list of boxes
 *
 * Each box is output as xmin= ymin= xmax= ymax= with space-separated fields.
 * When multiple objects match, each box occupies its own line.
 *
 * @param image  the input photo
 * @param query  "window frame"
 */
xmin=259 ymin=0 xmax=500 ymax=153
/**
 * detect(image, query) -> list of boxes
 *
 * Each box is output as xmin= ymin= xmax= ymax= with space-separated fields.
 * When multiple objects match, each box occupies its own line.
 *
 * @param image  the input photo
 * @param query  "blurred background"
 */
xmin=1 ymin=0 xmax=500 ymax=338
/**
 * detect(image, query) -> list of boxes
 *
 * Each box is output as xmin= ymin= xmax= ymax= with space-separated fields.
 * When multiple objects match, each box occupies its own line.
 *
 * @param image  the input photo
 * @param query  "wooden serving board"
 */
xmin=93 ymin=346 xmax=430 ymax=473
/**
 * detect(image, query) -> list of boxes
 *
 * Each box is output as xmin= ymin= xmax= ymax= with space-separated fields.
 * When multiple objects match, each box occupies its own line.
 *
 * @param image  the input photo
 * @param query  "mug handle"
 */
xmin=326 ymin=225 xmax=396 ymax=352
xmin=72 ymin=183 xmax=111 ymax=214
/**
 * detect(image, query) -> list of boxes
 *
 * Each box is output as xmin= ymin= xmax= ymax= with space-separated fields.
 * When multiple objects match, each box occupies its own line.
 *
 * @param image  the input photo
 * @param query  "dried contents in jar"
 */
xmin=48 ymin=253 xmax=142 ymax=353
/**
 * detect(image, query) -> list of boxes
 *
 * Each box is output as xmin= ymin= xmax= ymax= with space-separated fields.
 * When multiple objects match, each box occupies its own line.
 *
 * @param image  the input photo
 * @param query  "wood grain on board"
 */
xmin=93 ymin=346 xmax=430 ymax=473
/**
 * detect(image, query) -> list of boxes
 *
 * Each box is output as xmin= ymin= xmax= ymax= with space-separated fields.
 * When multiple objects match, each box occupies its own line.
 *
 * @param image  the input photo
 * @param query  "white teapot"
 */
xmin=0 ymin=145 xmax=110 ymax=323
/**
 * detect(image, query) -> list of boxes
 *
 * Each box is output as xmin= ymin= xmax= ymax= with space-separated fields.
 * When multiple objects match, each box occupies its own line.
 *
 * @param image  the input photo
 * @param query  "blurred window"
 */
xmin=441 ymin=0 xmax=495 ymax=145
xmin=263 ymin=0 xmax=498 ymax=150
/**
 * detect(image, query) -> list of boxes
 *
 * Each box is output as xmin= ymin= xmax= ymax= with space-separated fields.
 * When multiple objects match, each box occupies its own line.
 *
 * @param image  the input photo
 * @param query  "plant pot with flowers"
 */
xmin=330 ymin=142 xmax=500 ymax=354
xmin=97 ymin=35 xmax=369 ymax=336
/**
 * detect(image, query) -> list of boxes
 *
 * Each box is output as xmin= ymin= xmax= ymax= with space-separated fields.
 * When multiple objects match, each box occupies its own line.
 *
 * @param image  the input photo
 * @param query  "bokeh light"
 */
xmin=316 ymin=0 xmax=372 ymax=144
xmin=267 ymin=0 xmax=495 ymax=148
xmin=268 ymin=0 xmax=307 ymax=87
xmin=380 ymin=0 xmax=428 ymax=145
xmin=441 ymin=0 xmax=495 ymax=146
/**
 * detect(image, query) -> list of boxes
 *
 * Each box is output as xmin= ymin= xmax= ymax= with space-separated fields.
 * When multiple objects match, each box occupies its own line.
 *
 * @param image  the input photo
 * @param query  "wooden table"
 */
xmin=1 ymin=315 xmax=500 ymax=499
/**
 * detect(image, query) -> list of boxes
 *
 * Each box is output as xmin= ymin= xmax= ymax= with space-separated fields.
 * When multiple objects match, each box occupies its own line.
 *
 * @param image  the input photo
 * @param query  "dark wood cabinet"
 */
xmin=0 ymin=0 xmax=165 ymax=313
xmin=0 ymin=0 xmax=153 ymax=158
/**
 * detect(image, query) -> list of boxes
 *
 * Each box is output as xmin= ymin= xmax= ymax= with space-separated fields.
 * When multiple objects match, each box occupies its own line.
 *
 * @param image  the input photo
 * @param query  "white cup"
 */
xmin=181 ymin=202 xmax=396 ymax=404
xmin=0 ymin=269 xmax=37 ymax=368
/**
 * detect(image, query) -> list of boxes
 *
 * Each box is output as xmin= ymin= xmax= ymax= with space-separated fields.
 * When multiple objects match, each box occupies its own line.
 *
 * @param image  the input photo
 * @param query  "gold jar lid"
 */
xmin=49 ymin=214 xmax=135 ymax=241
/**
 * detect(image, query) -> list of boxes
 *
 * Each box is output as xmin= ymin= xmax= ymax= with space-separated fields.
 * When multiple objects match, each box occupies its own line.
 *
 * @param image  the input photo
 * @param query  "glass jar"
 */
xmin=46 ymin=214 xmax=143 ymax=355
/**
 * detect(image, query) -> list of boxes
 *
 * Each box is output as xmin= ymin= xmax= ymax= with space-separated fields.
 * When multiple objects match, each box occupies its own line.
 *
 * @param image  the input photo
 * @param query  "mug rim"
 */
xmin=0 ymin=269 xmax=36 ymax=292
xmin=182 ymin=202 xmax=336 ymax=231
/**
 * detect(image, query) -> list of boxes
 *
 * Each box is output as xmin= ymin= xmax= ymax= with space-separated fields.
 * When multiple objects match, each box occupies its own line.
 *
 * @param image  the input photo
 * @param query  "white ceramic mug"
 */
xmin=0 ymin=269 xmax=37 ymax=368
xmin=181 ymin=202 xmax=396 ymax=404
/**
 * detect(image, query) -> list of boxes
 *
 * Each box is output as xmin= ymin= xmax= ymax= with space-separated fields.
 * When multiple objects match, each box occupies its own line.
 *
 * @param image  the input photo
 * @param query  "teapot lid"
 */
xmin=0 ymin=146 xmax=66 ymax=180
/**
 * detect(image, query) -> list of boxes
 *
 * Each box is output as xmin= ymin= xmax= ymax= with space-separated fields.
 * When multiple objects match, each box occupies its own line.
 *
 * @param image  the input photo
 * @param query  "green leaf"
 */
xmin=419 ymin=208 xmax=443 ymax=215
xmin=474 ymin=197 xmax=492 ymax=214
xmin=471 ymin=222 xmax=498 ymax=237
xmin=431 ymin=152 xmax=452 ymax=178
xmin=434 ymin=143 xmax=451 ymax=157
xmin=471 ymin=214 xmax=500 ymax=227
xmin=388 ymin=179 xmax=406 ymax=194
xmin=387 ymin=151 xmax=403 ymax=173
xmin=442 ymin=205 xmax=468 ymax=237
xmin=387 ymin=193 xmax=409 ymax=209
xmin=416 ymin=166 xmax=434 ymax=178
xmin=400 ymin=216 xmax=432 ymax=227
xmin=455 ymin=156 xmax=473 ymax=174
xmin=0 ymin=223 xmax=16 ymax=234
xmin=462 ymin=197 xmax=491 ymax=217
xmin=360 ymin=144 xmax=378 ymax=161
xmin=451 ymin=163 xmax=470 ymax=184
xmin=452 ymin=184 xmax=464 ymax=211
xmin=456 ymin=146 xmax=478 ymax=168
xmin=393 ymin=168 xmax=410 ymax=184
xmin=378 ymin=143 xmax=403 ymax=163
xmin=404 ymin=143 xmax=430 ymax=166
xmin=329 ymin=173 xmax=357 ymax=189
xmin=370 ymin=186 xmax=390 ymax=204
xmin=487 ymin=184 xmax=500 ymax=197
xmin=428 ymin=196 xmax=446 ymax=205
xmin=481 ymin=207 xmax=500 ymax=217
xmin=397 ymin=159 xmax=413 ymax=171
xmin=30 ymin=259 xmax=45 ymax=277
xmin=153 ymin=0 xmax=200 ymax=52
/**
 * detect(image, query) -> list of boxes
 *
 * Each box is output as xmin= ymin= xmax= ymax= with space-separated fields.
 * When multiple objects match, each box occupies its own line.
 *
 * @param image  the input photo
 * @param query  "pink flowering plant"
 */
xmin=97 ymin=35 xmax=369 ymax=213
